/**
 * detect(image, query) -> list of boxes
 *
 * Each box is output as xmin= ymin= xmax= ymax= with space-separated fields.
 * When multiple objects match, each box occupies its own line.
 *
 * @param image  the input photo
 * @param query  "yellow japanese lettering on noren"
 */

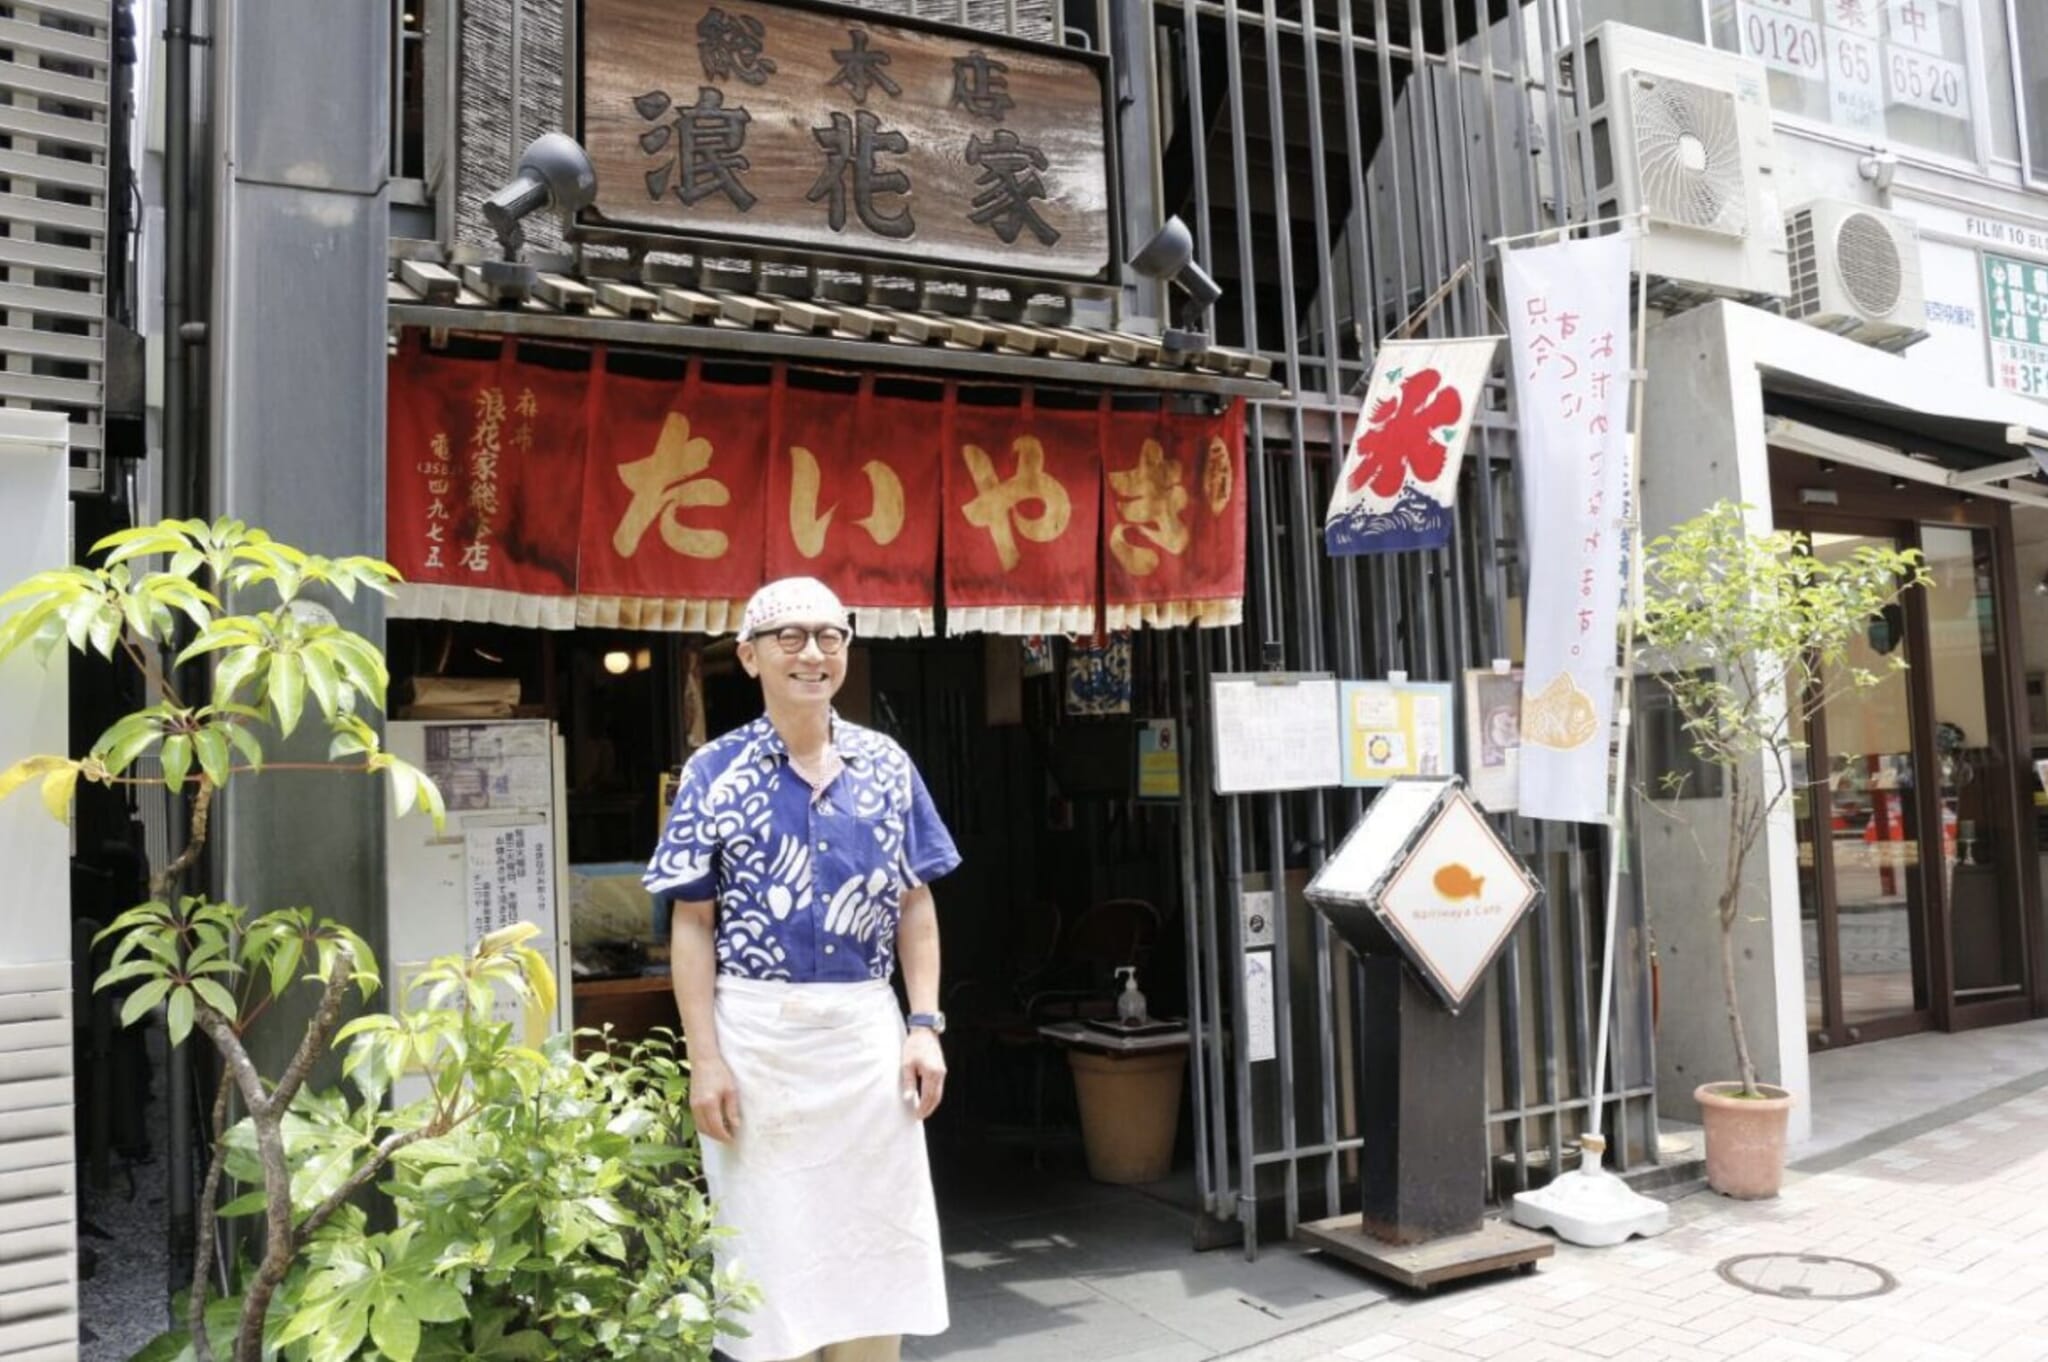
xmin=613 ymin=413 xmax=733 ymax=560
xmin=790 ymin=446 xmax=907 ymax=559
xmin=960 ymin=436 xmax=1071 ymax=572
xmin=1107 ymin=438 xmax=1190 ymax=577
xmin=1201 ymin=436 xmax=1234 ymax=516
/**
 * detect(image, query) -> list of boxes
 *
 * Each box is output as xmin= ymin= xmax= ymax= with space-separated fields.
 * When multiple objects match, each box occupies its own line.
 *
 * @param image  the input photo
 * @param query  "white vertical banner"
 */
xmin=1503 ymin=234 xmax=1634 ymax=823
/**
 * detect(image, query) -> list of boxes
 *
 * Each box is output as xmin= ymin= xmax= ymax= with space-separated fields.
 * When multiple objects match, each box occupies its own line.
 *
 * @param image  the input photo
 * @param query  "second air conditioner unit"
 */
xmin=1565 ymin=23 xmax=1789 ymax=305
xmin=1785 ymin=199 xmax=1927 ymax=350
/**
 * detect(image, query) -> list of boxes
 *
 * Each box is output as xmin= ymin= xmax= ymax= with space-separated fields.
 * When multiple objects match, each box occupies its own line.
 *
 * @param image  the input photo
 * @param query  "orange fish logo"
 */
xmin=1434 ymin=863 xmax=1485 ymax=900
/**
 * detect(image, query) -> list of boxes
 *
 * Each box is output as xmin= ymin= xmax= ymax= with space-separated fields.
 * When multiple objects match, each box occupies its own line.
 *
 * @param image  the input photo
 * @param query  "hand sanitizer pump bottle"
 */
xmin=1115 ymin=966 xmax=1148 ymax=1026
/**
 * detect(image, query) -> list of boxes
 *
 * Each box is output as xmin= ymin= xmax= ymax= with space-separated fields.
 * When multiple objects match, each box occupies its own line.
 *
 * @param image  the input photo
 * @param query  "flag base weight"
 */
xmin=1510 ymin=1136 xmax=1670 ymax=1248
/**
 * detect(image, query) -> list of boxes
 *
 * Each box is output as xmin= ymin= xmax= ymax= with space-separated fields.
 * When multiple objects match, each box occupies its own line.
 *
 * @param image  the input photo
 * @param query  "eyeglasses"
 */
xmin=753 ymin=625 xmax=850 ymax=656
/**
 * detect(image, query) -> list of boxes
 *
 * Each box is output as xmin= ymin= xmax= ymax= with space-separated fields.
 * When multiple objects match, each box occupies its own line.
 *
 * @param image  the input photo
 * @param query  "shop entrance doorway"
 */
xmin=382 ymin=617 xmax=1373 ymax=1359
xmin=1779 ymin=477 xmax=2038 ymax=1049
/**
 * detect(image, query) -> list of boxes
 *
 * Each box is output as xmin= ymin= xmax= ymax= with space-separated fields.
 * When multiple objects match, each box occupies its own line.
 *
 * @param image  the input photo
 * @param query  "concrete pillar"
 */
xmin=1637 ymin=302 xmax=1812 ymax=1146
xmin=207 ymin=0 xmax=392 ymax=1081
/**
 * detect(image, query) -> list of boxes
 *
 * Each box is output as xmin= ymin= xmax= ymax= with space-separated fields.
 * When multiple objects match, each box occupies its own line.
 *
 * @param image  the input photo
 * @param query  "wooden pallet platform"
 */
xmin=1297 ymin=1215 xmax=1554 ymax=1292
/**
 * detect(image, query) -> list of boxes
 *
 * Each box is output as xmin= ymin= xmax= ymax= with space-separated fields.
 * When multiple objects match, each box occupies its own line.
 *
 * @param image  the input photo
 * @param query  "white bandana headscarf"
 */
xmin=739 ymin=577 xmax=852 ymax=640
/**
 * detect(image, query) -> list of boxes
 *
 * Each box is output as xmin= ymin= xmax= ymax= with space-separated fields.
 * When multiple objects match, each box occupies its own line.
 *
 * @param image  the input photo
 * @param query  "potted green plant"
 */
xmin=0 ymin=520 xmax=752 ymax=1360
xmin=1636 ymin=501 xmax=1926 ymax=1198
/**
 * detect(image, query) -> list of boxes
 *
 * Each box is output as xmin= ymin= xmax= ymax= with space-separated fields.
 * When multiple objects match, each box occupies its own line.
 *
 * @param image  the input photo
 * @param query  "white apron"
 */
xmin=703 ymin=976 xmax=948 ymax=1362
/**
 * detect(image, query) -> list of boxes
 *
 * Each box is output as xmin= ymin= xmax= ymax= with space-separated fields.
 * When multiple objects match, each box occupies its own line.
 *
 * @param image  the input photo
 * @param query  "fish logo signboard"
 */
xmin=1304 ymin=777 xmax=1540 ymax=1013
xmin=1324 ymin=338 xmax=1501 ymax=556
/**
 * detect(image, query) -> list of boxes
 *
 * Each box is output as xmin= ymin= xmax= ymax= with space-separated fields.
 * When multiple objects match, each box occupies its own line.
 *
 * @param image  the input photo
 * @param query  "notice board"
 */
xmin=1209 ymin=673 xmax=1341 ymax=795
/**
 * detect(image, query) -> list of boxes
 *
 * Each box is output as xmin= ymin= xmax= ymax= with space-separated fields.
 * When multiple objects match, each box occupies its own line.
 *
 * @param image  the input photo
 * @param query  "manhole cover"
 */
xmin=1716 ymin=1253 xmax=1896 ymax=1301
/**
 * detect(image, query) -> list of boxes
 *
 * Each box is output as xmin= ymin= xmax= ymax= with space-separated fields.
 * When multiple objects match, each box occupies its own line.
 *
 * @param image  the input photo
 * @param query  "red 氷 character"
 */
xmin=1348 ymin=367 xmax=1465 ymax=499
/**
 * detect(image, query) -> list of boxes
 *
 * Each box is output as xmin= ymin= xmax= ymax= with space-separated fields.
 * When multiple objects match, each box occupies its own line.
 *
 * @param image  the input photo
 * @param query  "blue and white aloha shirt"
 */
xmin=643 ymin=714 xmax=960 ymax=983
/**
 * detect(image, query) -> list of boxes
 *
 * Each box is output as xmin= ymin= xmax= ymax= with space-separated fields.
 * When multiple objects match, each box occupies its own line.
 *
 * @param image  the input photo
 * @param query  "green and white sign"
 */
xmin=1984 ymin=252 xmax=2048 ymax=402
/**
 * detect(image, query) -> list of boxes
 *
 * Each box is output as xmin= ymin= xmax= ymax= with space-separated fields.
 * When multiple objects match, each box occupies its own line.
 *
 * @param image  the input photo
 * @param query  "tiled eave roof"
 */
xmin=386 ymin=250 xmax=1283 ymax=401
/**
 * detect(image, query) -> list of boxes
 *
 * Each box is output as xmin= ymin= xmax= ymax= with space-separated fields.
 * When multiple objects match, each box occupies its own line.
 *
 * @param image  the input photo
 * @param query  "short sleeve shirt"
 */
xmin=643 ymin=715 xmax=961 ymax=983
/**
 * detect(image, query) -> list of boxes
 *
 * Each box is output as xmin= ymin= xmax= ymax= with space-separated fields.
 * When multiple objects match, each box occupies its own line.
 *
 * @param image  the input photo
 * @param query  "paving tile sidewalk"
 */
xmin=1221 ymin=1082 xmax=2048 ymax=1362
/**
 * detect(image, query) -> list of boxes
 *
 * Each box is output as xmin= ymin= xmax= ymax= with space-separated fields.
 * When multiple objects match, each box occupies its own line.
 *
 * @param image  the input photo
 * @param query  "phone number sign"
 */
xmin=1985 ymin=252 xmax=2048 ymax=403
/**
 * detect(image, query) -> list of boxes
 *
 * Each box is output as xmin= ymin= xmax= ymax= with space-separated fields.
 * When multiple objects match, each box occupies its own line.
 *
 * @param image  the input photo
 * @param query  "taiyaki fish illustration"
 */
xmin=1434 ymin=862 xmax=1485 ymax=900
xmin=1520 ymin=671 xmax=1599 ymax=750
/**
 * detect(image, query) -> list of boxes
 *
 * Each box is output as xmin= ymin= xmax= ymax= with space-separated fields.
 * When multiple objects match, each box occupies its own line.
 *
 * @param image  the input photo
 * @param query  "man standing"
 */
xmin=646 ymin=577 xmax=959 ymax=1362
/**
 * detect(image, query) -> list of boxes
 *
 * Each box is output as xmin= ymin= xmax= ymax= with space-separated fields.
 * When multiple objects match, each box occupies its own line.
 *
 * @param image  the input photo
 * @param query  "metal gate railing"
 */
xmin=1140 ymin=0 xmax=1663 ymax=1256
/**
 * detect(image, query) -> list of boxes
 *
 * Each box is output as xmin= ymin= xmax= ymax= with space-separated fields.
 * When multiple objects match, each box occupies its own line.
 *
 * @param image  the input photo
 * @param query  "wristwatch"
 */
xmin=906 ymin=1011 xmax=946 ymax=1035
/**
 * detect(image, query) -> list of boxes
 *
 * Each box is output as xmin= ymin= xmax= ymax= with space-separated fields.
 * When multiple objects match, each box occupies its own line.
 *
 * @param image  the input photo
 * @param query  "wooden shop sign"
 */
xmin=576 ymin=0 xmax=1117 ymax=281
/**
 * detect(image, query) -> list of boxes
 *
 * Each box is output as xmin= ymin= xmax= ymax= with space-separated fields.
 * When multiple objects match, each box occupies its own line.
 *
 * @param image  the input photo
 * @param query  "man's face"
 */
xmin=738 ymin=617 xmax=849 ymax=710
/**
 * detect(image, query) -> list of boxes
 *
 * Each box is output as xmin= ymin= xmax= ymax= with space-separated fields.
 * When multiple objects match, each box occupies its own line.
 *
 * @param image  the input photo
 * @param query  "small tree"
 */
xmin=6 ymin=521 xmax=750 ymax=1361
xmin=1636 ymin=501 xmax=1928 ymax=1098
xmin=0 ymin=519 xmax=464 ymax=1359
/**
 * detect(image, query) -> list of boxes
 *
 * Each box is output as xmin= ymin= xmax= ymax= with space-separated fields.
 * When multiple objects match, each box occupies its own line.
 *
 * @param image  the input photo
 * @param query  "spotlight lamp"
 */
xmin=1129 ymin=216 xmax=1224 ymax=354
xmin=483 ymin=132 xmax=599 ymax=261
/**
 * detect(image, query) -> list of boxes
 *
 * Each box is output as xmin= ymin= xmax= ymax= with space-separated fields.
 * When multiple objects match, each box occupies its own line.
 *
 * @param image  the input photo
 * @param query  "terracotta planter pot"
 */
xmin=1694 ymin=1082 xmax=1795 ymax=1199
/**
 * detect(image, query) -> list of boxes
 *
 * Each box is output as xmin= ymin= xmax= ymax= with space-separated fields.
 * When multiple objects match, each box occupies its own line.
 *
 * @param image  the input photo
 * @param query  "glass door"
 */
xmin=1798 ymin=529 xmax=1935 ymax=1047
xmin=1919 ymin=526 xmax=2030 ymax=1016
xmin=1795 ymin=514 xmax=2036 ymax=1047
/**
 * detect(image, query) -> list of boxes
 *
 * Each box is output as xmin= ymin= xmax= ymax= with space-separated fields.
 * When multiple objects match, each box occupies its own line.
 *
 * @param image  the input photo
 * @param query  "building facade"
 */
xmin=1585 ymin=0 xmax=2048 ymax=1147
xmin=76 ymin=1 xmax=2048 ymax=1342
xmin=195 ymin=0 xmax=1648 ymax=1266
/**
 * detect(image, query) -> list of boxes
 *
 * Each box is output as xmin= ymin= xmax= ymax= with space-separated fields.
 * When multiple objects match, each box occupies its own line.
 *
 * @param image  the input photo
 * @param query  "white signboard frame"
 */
xmin=385 ymin=719 xmax=573 ymax=1037
xmin=1209 ymin=672 xmax=1342 ymax=795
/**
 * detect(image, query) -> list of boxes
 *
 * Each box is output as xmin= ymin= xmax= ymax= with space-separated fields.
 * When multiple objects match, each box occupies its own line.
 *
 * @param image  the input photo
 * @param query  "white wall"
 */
xmin=1764 ymin=99 xmax=2048 ymax=421
xmin=0 ymin=411 xmax=71 ymax=966
xmin=0 ymin=410 xmax=78 ymax=1361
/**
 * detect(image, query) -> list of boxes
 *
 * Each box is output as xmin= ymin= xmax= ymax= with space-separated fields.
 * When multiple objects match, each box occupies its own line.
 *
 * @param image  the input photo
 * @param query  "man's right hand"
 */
xmin=690 ymin=1054 xmax=742 ymax=1144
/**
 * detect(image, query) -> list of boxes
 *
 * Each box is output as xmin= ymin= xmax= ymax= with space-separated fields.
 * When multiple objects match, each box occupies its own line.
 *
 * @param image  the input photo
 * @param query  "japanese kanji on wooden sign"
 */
xmin=577 ymin=0 xmax=1116 ymax=281
xmin=385 ymin=340 xmax=1244 ymax=636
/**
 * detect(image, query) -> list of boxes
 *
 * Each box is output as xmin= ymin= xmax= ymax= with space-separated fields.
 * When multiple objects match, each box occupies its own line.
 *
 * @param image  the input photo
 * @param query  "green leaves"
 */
xmin=89 ymin=517 xmax=400 ymax=608
xmin=270 ymin=651 xmax=306 ymax=736
xmin=0 ymin=755 xmax=83 ymax=823
xmin=210 ymin=932 xmax=750 ymax=1362
xmin=89 ymin=899 xmax=389 ymax=1060
xmin=1 ymin=518 xmax=456 ymax=844
xmin=332 ymin=714 xmax=447 ymax=832
xmin=0 ymin=565 xmax=116 ymax=663
xmin=1 ymin=517 xmax=426 ymax=828
xmin=1638 ymin=501 xmax=1930 ymax=777
xmin=167 ymin=984 xmax=196 ymax=1045
xmin=0 ymin=556 xmax=220 ymax=666
xmin=275 ymin=1225 xmax=465 ymax=1362
xmin=187 ymin=606 xmax=390 ymax=730
xmin=89 ymin=898 xmax=252 ymax=1047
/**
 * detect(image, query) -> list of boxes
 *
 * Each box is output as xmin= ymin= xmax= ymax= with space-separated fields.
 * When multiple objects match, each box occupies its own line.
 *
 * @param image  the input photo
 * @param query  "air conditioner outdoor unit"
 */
xmin=1784 ymin=198 xmax=1927 ymax=350
xmin=1564 ymin=23 xmax=1789 ymax=305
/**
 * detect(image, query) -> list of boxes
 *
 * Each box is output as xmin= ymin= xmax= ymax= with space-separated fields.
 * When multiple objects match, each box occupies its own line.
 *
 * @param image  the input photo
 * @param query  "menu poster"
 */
xmin=1209 ymin=674 xmax=1342 ymax=795
xmin=1243 ymin=949 xmax=1277 ymax=1063
xmin=1340 ymin=680 xmax=1455 ymax=788
xmin=463 ymin=820 xmax=556 ymax=949
xmin=1137 ymin=719 xmax=1182 ymax=801
xmin=1463 ymin=667 xmax=1526 ymax=812
xmin=424 ymin=721 xmax=552 ymax=812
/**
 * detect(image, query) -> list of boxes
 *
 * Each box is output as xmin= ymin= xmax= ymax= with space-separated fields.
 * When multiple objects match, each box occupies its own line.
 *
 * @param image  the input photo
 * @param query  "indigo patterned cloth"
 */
xmin=644 ymin=715 xmax=960 ymax=982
